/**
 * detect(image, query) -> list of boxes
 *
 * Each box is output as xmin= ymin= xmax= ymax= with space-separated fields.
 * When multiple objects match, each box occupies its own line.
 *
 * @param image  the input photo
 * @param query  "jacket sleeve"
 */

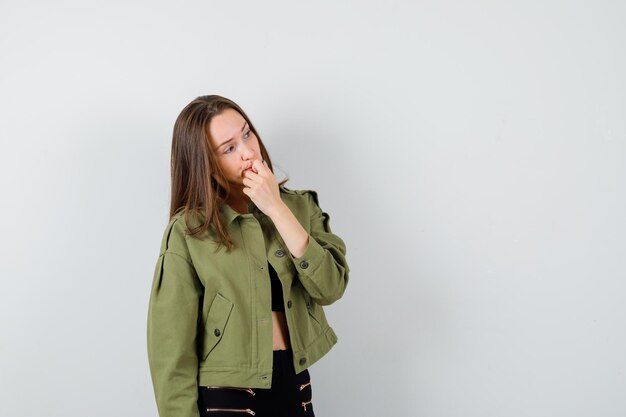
xmin=147 ymin=219 xmax=203 ymax=417
xmin=290 ymin=190 xmax=350 ymax=306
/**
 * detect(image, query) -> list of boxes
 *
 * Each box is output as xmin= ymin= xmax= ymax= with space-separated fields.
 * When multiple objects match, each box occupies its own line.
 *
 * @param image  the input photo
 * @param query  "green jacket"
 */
xmin=147 ymin=185 xmax=350 ymax=417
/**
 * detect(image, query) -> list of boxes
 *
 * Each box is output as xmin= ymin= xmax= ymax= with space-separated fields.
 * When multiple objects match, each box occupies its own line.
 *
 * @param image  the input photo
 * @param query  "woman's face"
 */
xmin=208 ymin=108 xmax=262 ymax=189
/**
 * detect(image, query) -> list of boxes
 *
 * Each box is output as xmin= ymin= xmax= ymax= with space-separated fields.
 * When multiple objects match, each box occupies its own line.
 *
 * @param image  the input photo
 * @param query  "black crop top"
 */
xmin=268 ymin=262 xmax=285 ymax=312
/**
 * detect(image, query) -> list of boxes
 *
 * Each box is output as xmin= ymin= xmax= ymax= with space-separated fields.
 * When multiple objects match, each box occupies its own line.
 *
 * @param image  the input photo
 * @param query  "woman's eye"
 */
xmin=223 ymin=131 xmax=251 ymax=154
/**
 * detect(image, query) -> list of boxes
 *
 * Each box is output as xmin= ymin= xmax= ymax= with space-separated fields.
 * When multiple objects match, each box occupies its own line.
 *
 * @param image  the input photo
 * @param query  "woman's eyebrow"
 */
xmin=217 ymin=121 xmax=248 ymax=149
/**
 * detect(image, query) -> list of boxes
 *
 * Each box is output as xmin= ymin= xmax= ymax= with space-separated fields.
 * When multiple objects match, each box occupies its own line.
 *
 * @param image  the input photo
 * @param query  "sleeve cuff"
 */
xmin=290 ymin=234 xmax=325 ymax=276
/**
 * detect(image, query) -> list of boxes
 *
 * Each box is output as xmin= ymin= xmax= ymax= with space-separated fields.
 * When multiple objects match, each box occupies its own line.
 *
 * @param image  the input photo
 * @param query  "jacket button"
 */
xmin=214 ymin=329 xmax=221 ymax=337
xmin=275 ymin=249 xmax=285 ymax=257
xmin=306 ymin=301 xmax=311 ymax=310
xmin=299 ymin=358 xmax=307 ymax=366
xmin=287 ymin=300 xmax=292 ymax=309
xmin=299 ymin=260 xmax=309 ymax=269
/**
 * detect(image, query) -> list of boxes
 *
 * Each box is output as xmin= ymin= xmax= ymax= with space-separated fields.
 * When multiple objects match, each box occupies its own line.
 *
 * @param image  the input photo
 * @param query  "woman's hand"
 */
xmin=243 ymin=159 xmax=309 ymax=257
xmin=242 ymin=159 xmax=285 ymax=217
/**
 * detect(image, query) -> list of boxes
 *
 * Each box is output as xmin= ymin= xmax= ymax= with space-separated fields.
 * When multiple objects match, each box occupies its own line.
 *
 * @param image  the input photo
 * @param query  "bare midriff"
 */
xmin=272 ymin=311 xmax=291 ymax=350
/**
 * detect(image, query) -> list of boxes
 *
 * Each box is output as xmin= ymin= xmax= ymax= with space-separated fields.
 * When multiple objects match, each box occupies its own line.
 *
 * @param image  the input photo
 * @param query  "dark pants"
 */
xmin=197 ymin=348 xmax=315 ymax=417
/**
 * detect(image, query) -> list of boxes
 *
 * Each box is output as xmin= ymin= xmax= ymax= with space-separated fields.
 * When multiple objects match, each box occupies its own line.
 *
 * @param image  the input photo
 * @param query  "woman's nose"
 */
xmin=240 ymin=142 xmax=255 ymax=159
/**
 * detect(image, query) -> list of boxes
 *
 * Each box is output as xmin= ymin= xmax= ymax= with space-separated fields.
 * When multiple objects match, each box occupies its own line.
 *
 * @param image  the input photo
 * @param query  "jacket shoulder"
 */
xmin=279 ymin=185 xmax=320 ymax=207
xmin=158 ymin=212 xmax=192 ymax=261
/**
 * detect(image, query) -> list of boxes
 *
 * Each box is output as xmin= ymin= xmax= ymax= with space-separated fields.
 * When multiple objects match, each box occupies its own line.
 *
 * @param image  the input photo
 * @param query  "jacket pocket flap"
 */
xmin=202 ymin=293 xmax=234 ymax=360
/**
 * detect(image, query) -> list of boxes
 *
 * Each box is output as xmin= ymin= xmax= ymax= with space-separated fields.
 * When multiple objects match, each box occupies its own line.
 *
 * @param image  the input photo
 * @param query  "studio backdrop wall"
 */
xmin=1 ymin=1 xmax=625 ymax=416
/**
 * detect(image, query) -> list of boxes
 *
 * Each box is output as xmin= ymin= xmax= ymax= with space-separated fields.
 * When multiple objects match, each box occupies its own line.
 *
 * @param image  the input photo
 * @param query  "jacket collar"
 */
xmin=219 ymin=185 xmax=289 ymax=225
xmin=219 ymin=199 xmax=259 ymax=225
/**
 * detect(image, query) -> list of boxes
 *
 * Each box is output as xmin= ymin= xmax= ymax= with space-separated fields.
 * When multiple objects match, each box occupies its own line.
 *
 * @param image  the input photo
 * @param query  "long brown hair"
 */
xmin=169 ymin=94 xmax=288 ymax=252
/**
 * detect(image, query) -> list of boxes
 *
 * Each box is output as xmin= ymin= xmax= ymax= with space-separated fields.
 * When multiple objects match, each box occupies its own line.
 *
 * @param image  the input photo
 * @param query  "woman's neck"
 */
xmin=225 ymin=189 xmax=252 ymax=214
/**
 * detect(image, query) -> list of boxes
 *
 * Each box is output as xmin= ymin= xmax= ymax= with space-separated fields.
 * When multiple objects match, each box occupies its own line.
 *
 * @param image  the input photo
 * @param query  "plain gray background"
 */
xmin=1 ymin=1 xmax=625 ymax=416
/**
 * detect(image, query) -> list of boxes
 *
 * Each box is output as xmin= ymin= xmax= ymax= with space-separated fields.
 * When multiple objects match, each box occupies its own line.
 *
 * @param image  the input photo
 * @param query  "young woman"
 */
xmin=147 ymin=95 xmax=350 ymax=417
